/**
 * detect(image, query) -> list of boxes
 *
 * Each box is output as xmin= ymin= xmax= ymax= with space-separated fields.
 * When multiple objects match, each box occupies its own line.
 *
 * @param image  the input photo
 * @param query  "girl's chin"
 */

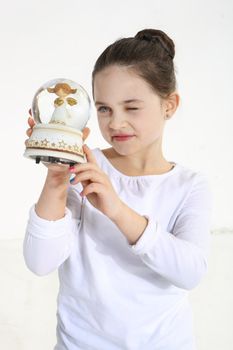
xmin=110 ymin=144 xmax=141 ymax=156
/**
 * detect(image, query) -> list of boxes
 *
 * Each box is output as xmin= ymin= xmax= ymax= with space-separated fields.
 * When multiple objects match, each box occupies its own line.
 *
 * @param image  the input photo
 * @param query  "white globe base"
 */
xmin=24 ymin=123 xmax=86 ymax=164
xmin=24 ymin=148 xmax=85 ymax=164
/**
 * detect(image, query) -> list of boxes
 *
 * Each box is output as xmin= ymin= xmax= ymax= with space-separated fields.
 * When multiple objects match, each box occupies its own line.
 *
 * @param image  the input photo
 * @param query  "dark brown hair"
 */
xmin=92 ymin=29 xmax=176 ymax=99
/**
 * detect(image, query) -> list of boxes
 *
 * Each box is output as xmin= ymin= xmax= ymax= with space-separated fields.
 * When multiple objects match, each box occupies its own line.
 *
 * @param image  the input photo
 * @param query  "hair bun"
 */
xmin=135 ymin=29 xmax=175 ymax=59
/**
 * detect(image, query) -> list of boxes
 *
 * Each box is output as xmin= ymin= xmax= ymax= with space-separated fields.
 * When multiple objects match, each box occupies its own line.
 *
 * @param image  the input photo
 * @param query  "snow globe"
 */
xmin=24 ymin=78 xmax=91 ymax=165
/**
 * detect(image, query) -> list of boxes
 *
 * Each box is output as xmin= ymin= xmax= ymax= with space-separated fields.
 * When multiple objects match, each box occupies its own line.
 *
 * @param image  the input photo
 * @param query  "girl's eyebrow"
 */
xmin=95 ymin=99 xmax=143 ymax=106
xmin=95 ymin=101 xmax=107 ymax=106
xmin=122 ymin=99 xmax=144 ymax=104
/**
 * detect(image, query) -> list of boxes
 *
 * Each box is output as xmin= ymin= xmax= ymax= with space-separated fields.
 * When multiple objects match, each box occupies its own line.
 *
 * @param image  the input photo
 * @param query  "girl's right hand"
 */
xmin=25 ymin=112 xmax=90 ymax=220
xmin=25 ymin=111 xmax=91 ymax=180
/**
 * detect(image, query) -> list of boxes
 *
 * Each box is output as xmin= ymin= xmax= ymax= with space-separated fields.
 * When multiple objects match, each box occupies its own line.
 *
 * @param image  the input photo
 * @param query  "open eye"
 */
xmin=97 ymin=106 xmax=110 ymax=113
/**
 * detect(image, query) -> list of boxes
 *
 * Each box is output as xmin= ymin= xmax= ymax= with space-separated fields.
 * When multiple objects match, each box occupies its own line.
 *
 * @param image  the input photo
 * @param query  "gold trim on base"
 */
xmin=25 ymin=138 xmax=84 ymax=156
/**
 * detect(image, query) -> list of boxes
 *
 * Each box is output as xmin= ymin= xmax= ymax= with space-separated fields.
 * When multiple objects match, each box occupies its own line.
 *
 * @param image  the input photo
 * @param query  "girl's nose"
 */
xmin=108 ymin=113 xmax=127 ymax=129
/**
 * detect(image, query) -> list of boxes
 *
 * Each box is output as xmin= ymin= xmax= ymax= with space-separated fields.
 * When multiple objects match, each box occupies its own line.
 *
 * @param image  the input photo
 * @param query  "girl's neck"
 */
xmin=102 ymin=146 xmax=174 ymax=176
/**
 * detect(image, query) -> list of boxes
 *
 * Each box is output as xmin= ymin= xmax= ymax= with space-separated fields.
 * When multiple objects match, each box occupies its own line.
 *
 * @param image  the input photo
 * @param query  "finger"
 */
xmin=28 ymin=108 xmax=32 ymax=116
xmin=26 ymin=128 xmax=33 ymax=137
xmin=83 ymin=144 xmax=97 ymax=165
xmin=82 ymin=127 xmax=90 ymax=141
xmin=70 ymin=170 xmax=104 ymax=185
xmin=80 ymin=179 xmax=89 ymax=189
xmin=80 ymin=182 xmax=104 ymax=197
xmin=69 ymin=165 xmax=88 ymax=186
xmin=70 ymin=175 xmax=90 ymax=187
xmin=69 ymin=162 xmax=102 ymax=176
xmin=28 ymin=116 xmax=35 ymax=127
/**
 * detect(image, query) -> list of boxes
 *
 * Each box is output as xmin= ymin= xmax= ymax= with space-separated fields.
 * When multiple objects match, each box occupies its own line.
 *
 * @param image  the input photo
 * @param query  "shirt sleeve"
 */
xmin=23 ymin=185 xmax=82 ymax=276
xmin=130 ymin=173 xmax=212 ymax=290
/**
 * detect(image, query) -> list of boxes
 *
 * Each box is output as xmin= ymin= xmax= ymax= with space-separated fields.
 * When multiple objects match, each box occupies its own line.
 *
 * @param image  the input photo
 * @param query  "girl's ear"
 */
xmin=164 ymin=92 xmax=180 ymax=119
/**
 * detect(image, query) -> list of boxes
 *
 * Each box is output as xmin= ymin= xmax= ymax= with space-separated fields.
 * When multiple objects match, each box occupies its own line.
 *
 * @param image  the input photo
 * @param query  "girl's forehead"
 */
xmin=95 ymin=65 xmax=142 ymax=83
xmin=94 ymin=66 xmax=156 ymax=100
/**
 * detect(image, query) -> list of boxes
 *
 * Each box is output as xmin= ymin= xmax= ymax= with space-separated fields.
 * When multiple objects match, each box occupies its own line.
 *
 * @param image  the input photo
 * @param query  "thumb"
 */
xmin=82 ymin=127 xmax=90 ymax=141
xmin=83 ymin=144 xmax=97 ymax=165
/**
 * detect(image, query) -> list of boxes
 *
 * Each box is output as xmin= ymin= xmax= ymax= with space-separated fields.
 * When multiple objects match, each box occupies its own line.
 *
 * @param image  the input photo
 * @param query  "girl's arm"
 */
xmin=23 ymin=169 xmax=78 ymax=276
xmin=113 ymin=174 xmax=212 ymax=290
xmin=69 ymin=146 xmax=212 ymax=290
xmin=35 ymin=167 xmax=70 ymax=220
xmin=23 ymin=205 xmax=76 ymax=276
xmin=23 ymin=117 xmax=90 ymax=276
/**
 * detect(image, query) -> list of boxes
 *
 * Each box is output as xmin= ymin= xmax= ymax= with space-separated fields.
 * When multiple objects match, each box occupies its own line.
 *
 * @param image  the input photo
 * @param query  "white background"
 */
xmin=0 ymin=1 xmax=233 ymax=349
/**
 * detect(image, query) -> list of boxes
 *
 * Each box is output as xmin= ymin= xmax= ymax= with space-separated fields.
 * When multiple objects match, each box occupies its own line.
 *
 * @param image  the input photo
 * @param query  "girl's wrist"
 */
xmin=110 ymin=201 xmax=148 ymax=245
xmin=108 ymin=199 xmax=125 ymax=222
xmin=35 ymin=171 xmax=69 ymax=221
xmin=46 ymin=169 xmax=70 ymax=189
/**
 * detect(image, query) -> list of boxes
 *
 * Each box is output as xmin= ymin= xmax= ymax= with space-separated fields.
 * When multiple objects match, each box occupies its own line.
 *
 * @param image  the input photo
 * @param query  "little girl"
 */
xmin=24 ymin=29 xmax=212 ymax=350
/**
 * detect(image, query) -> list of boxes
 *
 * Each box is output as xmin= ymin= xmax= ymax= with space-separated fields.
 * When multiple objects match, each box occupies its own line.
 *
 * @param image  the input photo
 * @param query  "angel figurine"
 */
xmin=47 ymin=83 xmax=78 ymax=125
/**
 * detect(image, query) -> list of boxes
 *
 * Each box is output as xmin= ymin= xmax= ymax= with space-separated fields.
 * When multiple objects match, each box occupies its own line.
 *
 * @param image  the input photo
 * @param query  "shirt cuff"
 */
xmin=26 ymin=204 xmax=73 ymax=239
xmin=129 ymin=215 xmax=161 ymax=255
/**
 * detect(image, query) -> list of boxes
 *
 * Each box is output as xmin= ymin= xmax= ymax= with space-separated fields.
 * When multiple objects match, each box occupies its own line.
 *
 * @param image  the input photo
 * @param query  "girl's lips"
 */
xmin=112 ymin=135 xmax=135 ymax=141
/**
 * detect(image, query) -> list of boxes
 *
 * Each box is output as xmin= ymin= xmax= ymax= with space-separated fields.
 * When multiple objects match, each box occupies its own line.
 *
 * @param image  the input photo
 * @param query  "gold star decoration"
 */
xmin=41 ymin=139 xmax=49 ymax=147
xmin=58 ymin=140 xmax=67 ymax=148
xmin=73 ymin=144 xmax=80 ymax=152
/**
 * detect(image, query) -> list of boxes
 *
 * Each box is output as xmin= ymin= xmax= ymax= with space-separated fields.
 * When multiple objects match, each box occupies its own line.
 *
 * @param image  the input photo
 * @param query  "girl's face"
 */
xmin=93 ymin=65 xmax=168 ymax=156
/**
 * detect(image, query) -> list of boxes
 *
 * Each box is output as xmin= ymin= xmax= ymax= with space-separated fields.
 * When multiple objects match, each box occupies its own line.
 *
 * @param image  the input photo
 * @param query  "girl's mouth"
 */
xmin=112 ymin=135 xmax=135 ymax=142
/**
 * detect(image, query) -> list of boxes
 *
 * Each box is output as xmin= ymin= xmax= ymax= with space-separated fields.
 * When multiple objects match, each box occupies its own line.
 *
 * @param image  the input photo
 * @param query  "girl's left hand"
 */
xmin=69 ymin=145 xmax=123 ymax=219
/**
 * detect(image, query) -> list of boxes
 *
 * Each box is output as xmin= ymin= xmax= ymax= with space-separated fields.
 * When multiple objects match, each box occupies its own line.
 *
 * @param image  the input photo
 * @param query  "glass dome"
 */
xmin=32 ymin=78 xmax=91 ymax=130
xmin=24 ymin=78 xmax=91 ymax=165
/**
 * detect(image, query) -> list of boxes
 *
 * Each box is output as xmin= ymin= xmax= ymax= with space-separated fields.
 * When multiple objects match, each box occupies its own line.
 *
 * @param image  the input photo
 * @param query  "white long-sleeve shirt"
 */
xmin=23 ymin=148 xmax=212 ymax=350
